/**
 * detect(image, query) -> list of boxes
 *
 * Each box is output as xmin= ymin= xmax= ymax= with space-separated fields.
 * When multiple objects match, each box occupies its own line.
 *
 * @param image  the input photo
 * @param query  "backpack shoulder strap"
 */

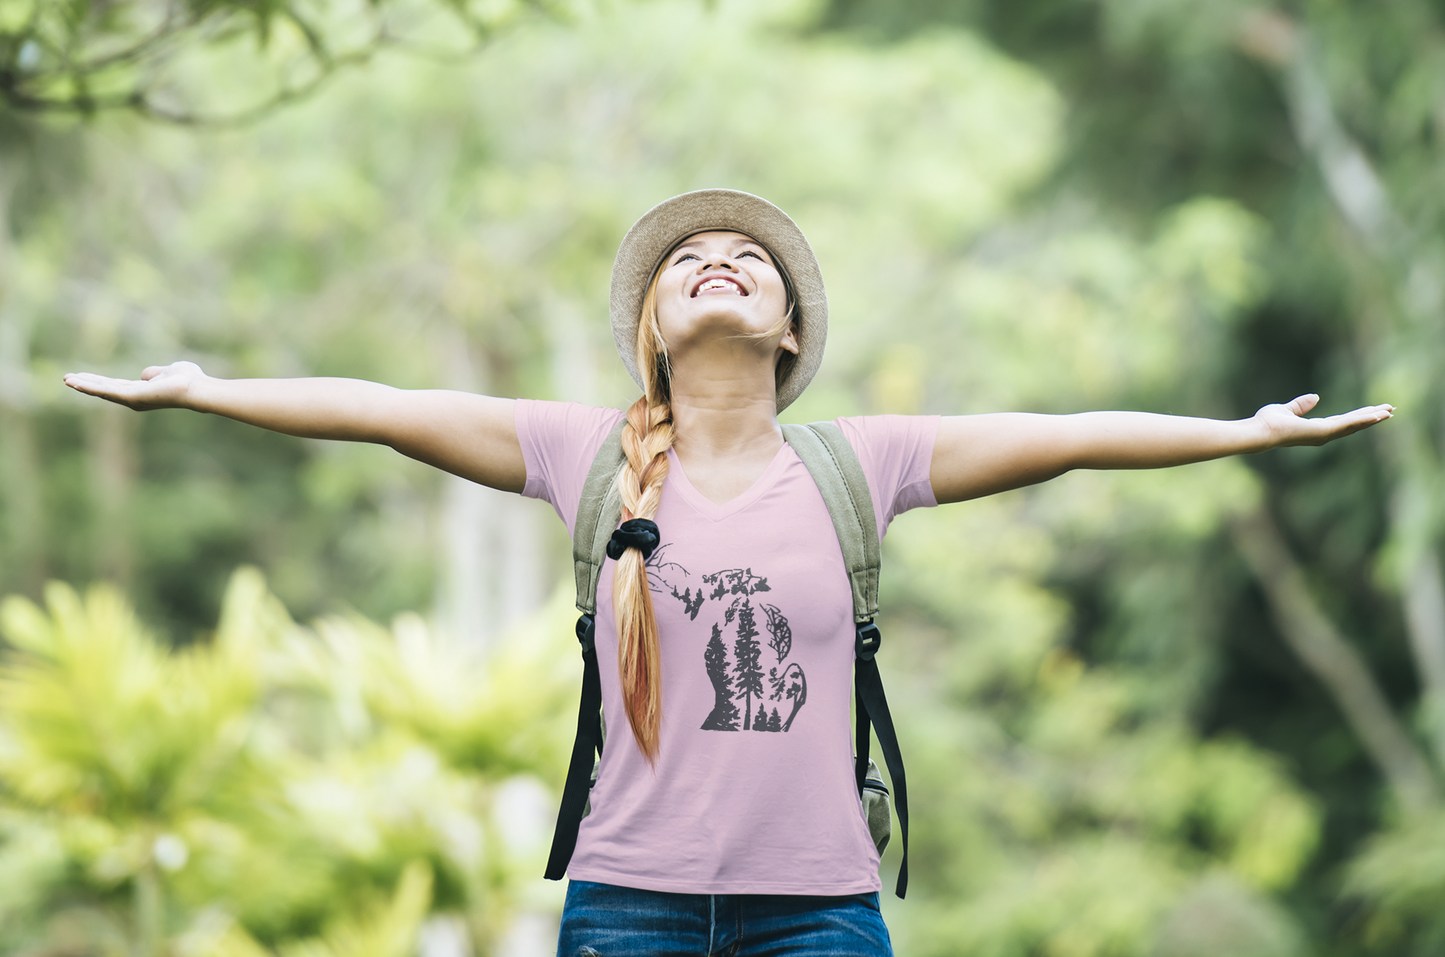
xmin=783 ymin=420 xmax=910 ymax=899
xmin=573 ymin=419 xmax=629 ymax=615
xmin=780 ymin=421 xmax=880 ymax=623
xmin=546 ymin=417 xmax=627 ymax=882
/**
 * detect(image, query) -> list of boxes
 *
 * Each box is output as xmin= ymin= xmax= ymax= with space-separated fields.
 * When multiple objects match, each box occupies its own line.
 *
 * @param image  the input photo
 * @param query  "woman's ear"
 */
xmin=779 ymin=320 xmax=801 ymax=357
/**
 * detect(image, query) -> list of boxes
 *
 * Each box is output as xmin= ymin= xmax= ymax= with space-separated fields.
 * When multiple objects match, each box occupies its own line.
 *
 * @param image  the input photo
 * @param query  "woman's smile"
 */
xmin=693 ymin=276 xmax=748 ymax=296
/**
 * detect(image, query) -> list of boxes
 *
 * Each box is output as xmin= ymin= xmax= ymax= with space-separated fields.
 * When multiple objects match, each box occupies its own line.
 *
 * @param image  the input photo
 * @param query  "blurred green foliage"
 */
xmin=0 ymin=568 xmax=577 ymax=954
xmin=2 ymin=0 xmax=1445 ymax=953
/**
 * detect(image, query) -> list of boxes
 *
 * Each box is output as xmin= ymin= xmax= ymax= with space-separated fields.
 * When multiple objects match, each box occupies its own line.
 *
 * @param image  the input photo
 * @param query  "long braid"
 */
xmin=613 ymin=278 xmax=675 ymax=763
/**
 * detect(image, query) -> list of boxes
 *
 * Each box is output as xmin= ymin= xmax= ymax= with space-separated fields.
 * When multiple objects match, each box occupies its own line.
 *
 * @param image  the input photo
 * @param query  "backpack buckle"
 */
xmin=575 ymin=614 xmax=596 ymax=656
xmin=855 ymin=621 xmax=881 ymax=661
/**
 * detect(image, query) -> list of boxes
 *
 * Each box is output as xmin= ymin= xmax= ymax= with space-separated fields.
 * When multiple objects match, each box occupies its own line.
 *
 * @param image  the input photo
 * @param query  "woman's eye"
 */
xmin=674 ymin=253 xmax=699 ymax=264
xmin=739 ymin=250 xmax=762 ymax=260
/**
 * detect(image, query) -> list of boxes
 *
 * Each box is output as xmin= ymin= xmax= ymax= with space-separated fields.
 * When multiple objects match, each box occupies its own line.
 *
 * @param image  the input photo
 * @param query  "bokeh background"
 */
xmin=3 ymin=0 xmax=1444 ymax=954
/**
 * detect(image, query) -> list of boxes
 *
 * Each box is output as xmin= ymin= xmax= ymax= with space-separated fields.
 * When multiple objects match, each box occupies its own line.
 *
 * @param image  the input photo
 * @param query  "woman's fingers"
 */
xmin=63 ymin=362 xmax=203 ymax=410
xmin=1256 ymin=397 xmax=1393 ymax=448
xmin=140 ymin=360 xmax=201 ymax=381
xmin=1329 ymin=404 xmax=1394 ymax=437
xmin=63 ymin=372 xmax=146 ymax=406
xmin=1286 ymin=393 xmax=1321 ymax=416
xmin=1304 ymin=403 xmax=1393 ymax=445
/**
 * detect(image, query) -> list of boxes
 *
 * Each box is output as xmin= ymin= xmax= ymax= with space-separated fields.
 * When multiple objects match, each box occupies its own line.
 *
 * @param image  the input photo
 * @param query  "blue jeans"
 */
xmin=557 ymin=880 xmax=893 ymax=957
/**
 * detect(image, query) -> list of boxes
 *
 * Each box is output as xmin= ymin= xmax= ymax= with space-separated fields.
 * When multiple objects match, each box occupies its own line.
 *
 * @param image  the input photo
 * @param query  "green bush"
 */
xmin=0 ymin=569 xmax=576 ymax=956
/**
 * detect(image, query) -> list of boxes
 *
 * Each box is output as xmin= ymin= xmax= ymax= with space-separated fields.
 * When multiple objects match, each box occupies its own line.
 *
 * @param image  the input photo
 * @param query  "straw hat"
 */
xmin=609 ymin=189 xmax=828 ymax=412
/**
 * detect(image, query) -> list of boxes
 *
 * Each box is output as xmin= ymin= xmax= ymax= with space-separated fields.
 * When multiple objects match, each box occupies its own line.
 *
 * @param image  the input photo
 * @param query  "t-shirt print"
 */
xmin=515 ymin=399 xmax=939 ymax=895
xmin=648 ymin=551 xmax=806 ymax=733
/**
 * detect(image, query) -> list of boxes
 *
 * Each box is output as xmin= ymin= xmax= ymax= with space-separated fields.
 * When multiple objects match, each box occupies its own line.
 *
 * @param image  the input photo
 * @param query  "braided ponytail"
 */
xmin=614 ymin=277 xmax=675 ymax=763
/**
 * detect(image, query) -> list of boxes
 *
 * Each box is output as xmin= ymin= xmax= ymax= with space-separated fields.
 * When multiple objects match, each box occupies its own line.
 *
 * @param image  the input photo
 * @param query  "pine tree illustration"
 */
xmin=754 ymin=701 xmax=769 ymax=731
xmin=766 ymin=708 xmax=782 ymax=732
xmin=731 ymin=600 xmax=765 ymax=730
xmin=701 ymin=623 xmax=740 ymax=731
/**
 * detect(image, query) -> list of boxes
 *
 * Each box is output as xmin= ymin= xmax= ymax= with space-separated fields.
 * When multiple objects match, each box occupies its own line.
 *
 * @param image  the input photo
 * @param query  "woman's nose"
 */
xmin=699 ymin=254 xmax=738 ymax=272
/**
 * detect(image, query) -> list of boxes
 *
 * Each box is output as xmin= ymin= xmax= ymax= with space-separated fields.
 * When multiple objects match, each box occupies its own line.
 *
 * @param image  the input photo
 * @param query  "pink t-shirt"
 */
xmin=517 ymin=400 xmax=939 ymax=895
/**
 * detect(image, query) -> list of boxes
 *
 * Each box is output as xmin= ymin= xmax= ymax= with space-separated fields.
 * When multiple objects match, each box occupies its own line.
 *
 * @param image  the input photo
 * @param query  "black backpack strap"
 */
xmin=545 ymin=420 xmax=627 ymax=881
xmin=781 ymin=422 xmax=909 ymax=899
xmin=543 ymin=613 xmax=603 ymax=880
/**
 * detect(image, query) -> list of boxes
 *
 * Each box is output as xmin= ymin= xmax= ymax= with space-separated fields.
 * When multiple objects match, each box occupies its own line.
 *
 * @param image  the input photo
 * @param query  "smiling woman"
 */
xmin=62 ymin=188 xmax=1392 ymax=957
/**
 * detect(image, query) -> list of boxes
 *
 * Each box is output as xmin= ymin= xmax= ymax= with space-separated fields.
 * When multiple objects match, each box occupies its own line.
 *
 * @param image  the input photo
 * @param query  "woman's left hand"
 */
xmin=1254 ymin=394 xmax=1394 ymax=449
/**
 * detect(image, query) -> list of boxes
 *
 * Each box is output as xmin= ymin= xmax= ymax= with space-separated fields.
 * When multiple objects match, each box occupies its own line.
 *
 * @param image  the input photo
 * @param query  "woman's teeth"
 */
xmin=698 ymin=278 xmax=741 ymax=294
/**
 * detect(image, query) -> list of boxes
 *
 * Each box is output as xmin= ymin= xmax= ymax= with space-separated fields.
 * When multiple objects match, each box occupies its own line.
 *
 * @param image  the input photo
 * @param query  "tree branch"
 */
xmin=1405 ymin=548 xmax=1445 ymax=767
xmin=1230 ymin=505 xmax=1439 ymax=815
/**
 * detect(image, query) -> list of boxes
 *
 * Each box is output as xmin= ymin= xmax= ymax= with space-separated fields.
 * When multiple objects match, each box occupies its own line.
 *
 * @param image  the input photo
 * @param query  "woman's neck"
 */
xmin=665 ymin=348 xmax=781 ymax=456
xmin=664 ymin=353 xmax=784 ymax=503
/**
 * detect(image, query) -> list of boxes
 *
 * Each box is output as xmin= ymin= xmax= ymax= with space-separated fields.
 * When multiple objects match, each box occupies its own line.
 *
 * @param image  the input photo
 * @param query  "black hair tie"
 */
xmin=607 ymin=519 xmax=660 ymax=562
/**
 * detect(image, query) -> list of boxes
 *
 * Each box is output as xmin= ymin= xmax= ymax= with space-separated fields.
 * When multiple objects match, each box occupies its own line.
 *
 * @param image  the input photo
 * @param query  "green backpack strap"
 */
xmin=779 ymin=422 xmax=880 ymax=623
xmin=546 ymin=419 xmax=627 ymax=882
xmin=781 ymin=420 xmax=909 ymax=899
xmin=572 ymin=420 xmax=629 ymax=614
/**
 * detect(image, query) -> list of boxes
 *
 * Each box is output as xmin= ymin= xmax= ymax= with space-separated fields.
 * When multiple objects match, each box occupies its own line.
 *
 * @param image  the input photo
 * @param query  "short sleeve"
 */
xmin=514 ymin=399 xmax=626 ymax=537
xmin=835 ymin=415 xmax=940 ymax=542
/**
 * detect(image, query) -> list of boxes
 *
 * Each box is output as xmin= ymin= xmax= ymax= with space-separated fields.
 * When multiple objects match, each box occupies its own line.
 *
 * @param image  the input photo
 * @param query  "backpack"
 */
xmin=542 ymin=420 xmax=910 ymax=898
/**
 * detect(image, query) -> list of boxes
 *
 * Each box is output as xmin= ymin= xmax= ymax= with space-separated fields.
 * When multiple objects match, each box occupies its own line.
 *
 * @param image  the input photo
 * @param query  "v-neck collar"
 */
xmin=665 ymin=442 xmax=794 ymax=523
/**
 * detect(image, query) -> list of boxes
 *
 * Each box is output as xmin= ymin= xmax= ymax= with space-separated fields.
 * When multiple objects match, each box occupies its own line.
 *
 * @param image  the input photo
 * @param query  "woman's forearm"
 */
xmin=1056 ymin=410 xmax=1270 ymax=470
xmin=188 ymin=375 xmax=405 ymax=443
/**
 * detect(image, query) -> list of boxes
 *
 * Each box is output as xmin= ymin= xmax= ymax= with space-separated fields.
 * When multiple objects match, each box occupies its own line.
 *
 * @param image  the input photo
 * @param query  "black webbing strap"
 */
xmin=544 ymin=613 xmax=604 ymax=881
xmin=854 ymin=621 xmax=909 ymax=898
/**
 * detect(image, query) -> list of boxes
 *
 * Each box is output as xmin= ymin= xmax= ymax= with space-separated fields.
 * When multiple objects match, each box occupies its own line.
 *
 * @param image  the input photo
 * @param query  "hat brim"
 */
xmin=609 ymin=189 xmax=827 ymax=412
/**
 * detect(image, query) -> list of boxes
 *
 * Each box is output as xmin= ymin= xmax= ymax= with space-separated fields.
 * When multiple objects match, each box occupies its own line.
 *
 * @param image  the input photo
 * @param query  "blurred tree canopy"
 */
xmin=0 ymin=0 xmax=562 ymax=121
xmin=3 ymin=0 xmax=1444 ymax=953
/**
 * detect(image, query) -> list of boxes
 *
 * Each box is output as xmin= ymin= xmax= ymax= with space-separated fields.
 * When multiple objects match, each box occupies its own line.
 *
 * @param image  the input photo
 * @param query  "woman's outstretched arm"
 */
xmin=930 ymin=394 xmax=1393 ymax=505
xmin=63 ymin=361 xmax=526 ymax=493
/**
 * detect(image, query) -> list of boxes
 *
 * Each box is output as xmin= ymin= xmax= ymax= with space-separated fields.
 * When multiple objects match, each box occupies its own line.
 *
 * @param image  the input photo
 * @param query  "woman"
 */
xmin=65 ymin=189 xmax=1392 ymax=956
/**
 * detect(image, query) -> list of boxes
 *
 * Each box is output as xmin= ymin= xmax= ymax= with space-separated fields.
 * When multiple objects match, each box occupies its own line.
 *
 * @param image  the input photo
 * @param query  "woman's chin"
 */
xmin=661 ymin=306 xmax=781 ymax=345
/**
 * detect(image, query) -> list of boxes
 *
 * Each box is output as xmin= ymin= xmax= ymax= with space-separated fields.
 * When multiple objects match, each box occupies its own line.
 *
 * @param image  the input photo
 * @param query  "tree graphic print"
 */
xmin=701 ymin=624 xmax=740 ymax=730
xmin=762 ymin=603 xmax=791 ymax=661
xmin=732 ymin=600 xmax=766 ymax=731
xmin=647 ymin=548 xmax=806 ymax=733
xmin=768 ymin=662 xmax=808 ymax=731
xmin=705 ymin=568 xmax=771 ymax=601
xmin=647 ymin=544 xmax=707 ymax=620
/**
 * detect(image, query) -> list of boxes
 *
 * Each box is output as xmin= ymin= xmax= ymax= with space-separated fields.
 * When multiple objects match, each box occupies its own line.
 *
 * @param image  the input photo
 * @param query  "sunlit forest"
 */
xmin=2 ymin=0 xmax=1444 ymax=954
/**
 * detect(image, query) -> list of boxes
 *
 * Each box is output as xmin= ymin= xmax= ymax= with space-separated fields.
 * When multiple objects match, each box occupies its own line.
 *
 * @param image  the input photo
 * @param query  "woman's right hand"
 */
xmin=63 ymin=361 xmax=207 ymax=411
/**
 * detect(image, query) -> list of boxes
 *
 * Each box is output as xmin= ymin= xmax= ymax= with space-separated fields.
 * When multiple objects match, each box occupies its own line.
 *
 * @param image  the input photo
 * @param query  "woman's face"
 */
xmin=651 ymin=230 xmax=797 ymax=362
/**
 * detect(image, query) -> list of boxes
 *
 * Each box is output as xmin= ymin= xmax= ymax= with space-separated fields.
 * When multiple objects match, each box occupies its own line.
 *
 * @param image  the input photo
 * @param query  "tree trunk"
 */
xmin=0 ymin=175 xmax=47 ymax=596
xmin=1404 ymin=548 xmax=1445 ymax=768
xmin=1230 ymin=506 xmax=1439 ymax=815
xmin=87 ymin=402 xmax=136 ymax=587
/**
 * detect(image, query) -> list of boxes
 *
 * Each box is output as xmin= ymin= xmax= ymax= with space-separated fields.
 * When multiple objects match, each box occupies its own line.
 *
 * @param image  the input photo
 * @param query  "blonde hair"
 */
xmin=613 ymin=238 xmax=798 ymax=763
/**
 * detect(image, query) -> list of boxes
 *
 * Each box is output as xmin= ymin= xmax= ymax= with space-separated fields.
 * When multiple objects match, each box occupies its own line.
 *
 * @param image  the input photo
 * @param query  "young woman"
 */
xmin=65 ymin=189 xmax=1392 ymax=957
